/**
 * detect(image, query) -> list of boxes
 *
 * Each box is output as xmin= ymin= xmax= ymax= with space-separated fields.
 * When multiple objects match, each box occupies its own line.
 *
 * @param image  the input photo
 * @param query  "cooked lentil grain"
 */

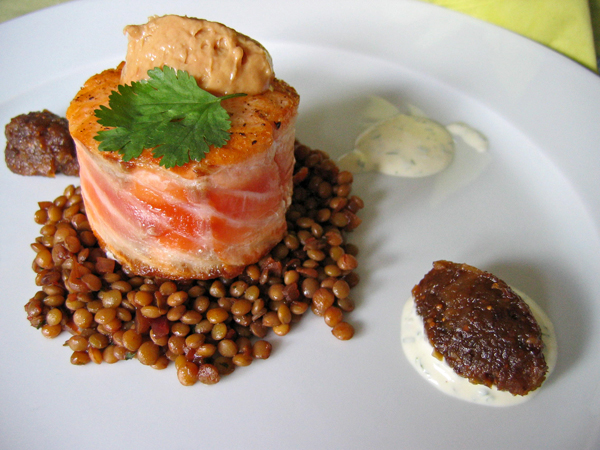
xmin=332 ymin=322 xmax=355 ymax=340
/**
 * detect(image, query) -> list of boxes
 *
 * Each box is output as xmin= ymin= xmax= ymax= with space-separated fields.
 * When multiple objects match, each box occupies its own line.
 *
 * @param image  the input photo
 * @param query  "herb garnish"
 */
xmin=94 ymin=66 xmax=245 ymax=168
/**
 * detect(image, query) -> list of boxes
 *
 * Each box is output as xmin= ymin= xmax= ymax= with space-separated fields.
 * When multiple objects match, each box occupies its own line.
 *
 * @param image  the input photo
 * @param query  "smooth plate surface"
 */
xmin=1 ymin=1 xmax=600 ymax=449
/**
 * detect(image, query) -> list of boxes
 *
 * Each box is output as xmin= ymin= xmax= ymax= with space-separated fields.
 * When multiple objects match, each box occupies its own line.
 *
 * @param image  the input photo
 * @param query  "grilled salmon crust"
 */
xmin=67 ymin=64 xmax=299 ymax=280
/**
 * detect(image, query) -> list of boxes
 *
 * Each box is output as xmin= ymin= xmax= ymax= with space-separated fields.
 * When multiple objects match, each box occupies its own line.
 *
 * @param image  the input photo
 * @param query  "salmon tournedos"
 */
xmin=67 ymin=65 xmax=299 ymax=279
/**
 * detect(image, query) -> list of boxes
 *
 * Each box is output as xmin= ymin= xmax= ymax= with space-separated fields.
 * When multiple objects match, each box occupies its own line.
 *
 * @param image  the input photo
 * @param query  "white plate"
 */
xmin=1 ymin=1 xmax=600 ymax=449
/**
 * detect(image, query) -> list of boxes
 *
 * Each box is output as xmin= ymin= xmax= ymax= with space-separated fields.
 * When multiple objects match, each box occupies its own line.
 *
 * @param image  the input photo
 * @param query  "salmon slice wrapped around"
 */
xmin=66 ymin=66 xmax=299 ymax=279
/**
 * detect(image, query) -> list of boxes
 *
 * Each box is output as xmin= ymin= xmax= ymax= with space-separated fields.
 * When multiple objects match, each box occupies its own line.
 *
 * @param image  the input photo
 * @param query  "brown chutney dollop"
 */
xmin=412 ymin=260 xmax=548 ymax=396
xmin=5 ymin=110 xmax=78 ymax=177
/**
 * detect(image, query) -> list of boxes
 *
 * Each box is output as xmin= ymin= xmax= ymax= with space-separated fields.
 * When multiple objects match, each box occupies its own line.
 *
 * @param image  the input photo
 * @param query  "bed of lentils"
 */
xmin=25 ymin=142 xmax=364 ymax=386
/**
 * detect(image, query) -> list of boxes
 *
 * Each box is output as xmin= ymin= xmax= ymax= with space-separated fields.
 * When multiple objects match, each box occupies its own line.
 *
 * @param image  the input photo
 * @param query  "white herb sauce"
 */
xmin=445 ymin=122 xmax=489 ymax=153
xmin=351 ymin=114 xmax=454 ymax=177
xmin=338 ymin=96 xmax=489 ymax=178
xmin=400 ymin=289 xmax=557 ymax=407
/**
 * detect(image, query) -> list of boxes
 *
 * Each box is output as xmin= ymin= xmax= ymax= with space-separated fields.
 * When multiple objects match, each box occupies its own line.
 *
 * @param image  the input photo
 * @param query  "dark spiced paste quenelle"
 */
xmin=412 ymin=260 xmax=548 ymax=396
xmin=5 ymin=110 xmax=78 ymax=177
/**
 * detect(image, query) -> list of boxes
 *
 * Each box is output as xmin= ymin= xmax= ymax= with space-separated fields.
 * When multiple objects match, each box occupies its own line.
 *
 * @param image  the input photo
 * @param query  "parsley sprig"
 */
xmin=94 ymin=66 xmax=245 ymax=168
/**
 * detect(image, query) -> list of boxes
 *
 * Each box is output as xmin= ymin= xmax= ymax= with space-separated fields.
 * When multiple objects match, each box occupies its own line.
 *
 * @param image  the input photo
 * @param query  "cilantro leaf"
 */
xmin=94 ymin=66 xmax=245 ymax=168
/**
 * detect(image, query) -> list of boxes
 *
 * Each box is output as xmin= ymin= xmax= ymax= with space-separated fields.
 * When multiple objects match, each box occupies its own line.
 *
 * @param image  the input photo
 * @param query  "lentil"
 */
xmin=103 ymin=346 xmax=119 ymax=364
xmin=232 ymin=353 xmax=253 ymax=367
xmin=185 ymin=333 xmax=205 ymax=349
xmin=214 ymin=356 xmax=236 ymax=375
xmin=66 ymin=335 xmax=88 ymax=352
xmin=122 ymin=329 xmax=142 ymax=352
xmin=272 ymin=323 xmax=290 ymax=336
xmin=218 ymin=339 xmax=238 ymax=358
xmin=324 ymin=306 xmax=344 ymax=327
xmin=312 ymin=288 xmax=336 ymax=312
xmin=252 ymin=340 xmax=272 ymax=359
xmin=197 ymin=363 xmax=220 ymax=385
xmin=137 ymin=341 xmax=160 ymax=365
xmin=332 ymin=322 xmax=355 ymax=340
xmin=89 ymin=347 xmax=103 ymax=364
xmin=177 ymin=362 xmax=199 ymax=386
xmin=151 ymin=355 xmax=170 ymax=370
xmin=70 ymin=351 xmax=91 ymax=365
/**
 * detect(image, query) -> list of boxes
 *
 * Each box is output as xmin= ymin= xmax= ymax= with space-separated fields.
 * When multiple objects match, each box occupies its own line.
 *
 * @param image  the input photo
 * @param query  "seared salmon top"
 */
xmin=67 ymin=64 xmax=299 ymax=178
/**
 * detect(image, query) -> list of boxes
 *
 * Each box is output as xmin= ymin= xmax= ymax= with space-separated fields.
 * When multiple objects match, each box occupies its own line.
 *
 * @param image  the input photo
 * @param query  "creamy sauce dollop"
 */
xmin=400 ymin=289 xmax=557 ymax=406
xmin=338 ymin=96 xmax=489 ymax=179
xmin=445 ymin=122 xmax=489 ymax=154
xmin=343 ymin=114 xmax=454 ymax=177
xmin=120 ymin=15 xmax=274 ymax=95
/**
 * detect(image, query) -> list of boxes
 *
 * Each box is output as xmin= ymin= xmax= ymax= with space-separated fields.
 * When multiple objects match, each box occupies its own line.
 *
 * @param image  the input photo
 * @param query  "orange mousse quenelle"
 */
xmin=67 ymin=15 xmax=299 ymax=280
